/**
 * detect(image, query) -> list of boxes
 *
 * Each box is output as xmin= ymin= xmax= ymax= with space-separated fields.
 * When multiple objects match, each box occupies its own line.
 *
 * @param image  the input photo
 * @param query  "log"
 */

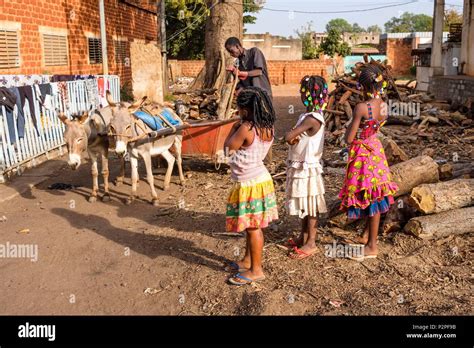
xmin=378 ymin=134 xmax=409 ymax=165
xmin=339 ymin=90 xmax=352 ymax=104
xmin=382 ymin=195 xmax=417 ymax=234
xmin=439 ymin=162 xmax=474 ymax=180
xmin=404 ymin=206 xmax=474 ymax=240
xmin=408 ymin=179 xmax=474 ymax=214
xmin=390 ymin=156 xmax=439 ymax=197
xmin=385 ymin=115 xmax=416 ymax=126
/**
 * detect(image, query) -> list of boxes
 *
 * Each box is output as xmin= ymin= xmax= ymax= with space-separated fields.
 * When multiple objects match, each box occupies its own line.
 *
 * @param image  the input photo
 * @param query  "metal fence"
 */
xmin=0 ymin=75 xmax=120 ymax=182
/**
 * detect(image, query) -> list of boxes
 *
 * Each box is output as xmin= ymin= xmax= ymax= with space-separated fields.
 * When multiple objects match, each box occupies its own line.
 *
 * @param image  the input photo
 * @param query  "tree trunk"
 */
xmin=408 ymin=179 xmax=474 ymax=214
xmin=404 ymin=207 xmax=474 ymax=240
xmin=390 ymin=155 xmax=439 ymax=197
xmin=203 ymin=0 xmax=243 ymax=90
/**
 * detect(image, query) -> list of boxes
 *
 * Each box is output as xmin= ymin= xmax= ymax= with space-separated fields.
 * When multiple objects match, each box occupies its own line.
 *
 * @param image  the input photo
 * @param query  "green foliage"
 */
xmin=384 ymin=12 xmax=432 ymax=33
xmin=410 ymin=65 xmax=417 ymax=76
xmin=295 ymin=22 xmax=319 ymax=59
xmin=444 ymin=7 xmax=463 ymax=31
xmin=351 ymin=23 xmax=365 ymax=33
xmin=165 ymin=0 xmax=263 ymax=59
xmin=326 ymin=18 xmax=353 ymax=34
xmin=318 ymin=29 xmax=351 ymax=58
xmin=366 ymin=25 xmax=382 ymax=33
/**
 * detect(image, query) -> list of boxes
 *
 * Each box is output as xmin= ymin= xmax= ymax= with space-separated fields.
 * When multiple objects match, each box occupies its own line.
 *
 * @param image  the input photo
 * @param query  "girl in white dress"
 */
xmin=285 ymin=75 xmax=328 ymax=259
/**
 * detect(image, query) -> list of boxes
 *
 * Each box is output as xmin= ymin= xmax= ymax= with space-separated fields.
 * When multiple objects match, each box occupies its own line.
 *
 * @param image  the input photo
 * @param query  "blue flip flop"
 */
xmin=228 ymin=272 xmax=265 ymax=286
xmin=224 ymin=262 xmax=248 ymax=273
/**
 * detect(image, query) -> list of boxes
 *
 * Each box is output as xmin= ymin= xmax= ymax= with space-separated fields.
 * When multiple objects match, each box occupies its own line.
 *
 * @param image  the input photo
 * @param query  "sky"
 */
xmin=244 ymin=0 xmax=465 ymax=37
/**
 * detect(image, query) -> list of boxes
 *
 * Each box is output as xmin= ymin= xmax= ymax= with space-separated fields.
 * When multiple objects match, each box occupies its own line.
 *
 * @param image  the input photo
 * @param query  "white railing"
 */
xmin=0 ymin=75 xmax=120 ymax=182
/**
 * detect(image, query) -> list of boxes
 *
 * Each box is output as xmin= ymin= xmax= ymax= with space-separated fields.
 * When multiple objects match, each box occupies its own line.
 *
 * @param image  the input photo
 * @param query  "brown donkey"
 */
xmin=58 ymin=108 xmax=125 ymax=202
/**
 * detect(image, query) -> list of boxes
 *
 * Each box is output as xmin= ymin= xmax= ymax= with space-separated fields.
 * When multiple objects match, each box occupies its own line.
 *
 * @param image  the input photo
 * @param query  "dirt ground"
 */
xmin=0 ymin=84 xmax=472 ymax=315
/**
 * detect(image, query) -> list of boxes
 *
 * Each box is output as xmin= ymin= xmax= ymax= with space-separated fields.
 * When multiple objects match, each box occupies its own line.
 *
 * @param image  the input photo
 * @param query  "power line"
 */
xmin=258 ymin=0 xmax=421 ymax=14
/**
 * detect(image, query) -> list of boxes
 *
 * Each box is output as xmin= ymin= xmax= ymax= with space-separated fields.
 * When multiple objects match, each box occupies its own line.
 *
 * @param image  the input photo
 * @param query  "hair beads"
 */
xmin=300 ymin=75 xmax=329 ymax=112
xmin=358 ymin=65 xmax=386 ymax=99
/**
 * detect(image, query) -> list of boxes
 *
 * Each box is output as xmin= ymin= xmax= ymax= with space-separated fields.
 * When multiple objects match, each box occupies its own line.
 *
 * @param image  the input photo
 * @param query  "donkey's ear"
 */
xmin=106 ymin=90 xmax=117 ymax=107
xmin=128 ymin=96 xmax=147 ymax=111
xmin=77 ymin=111 xmax=89 ymax=124
xmin=58 ymin=111 xmax=70 ymax=125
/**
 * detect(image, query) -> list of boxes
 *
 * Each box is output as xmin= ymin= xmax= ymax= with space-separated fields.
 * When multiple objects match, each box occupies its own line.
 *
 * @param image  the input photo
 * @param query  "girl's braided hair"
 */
xmin=236 ymin=86 xmax=275 ymax=135
xmin=299 ymin=75 xmax=329 ymax=111
xmin=358 ymin=64 xmax=384 ymax=97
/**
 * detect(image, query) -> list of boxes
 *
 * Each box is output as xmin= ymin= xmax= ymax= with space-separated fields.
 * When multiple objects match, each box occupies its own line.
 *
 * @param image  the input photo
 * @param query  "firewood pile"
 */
xmin=325 ymin=54 xmax=474 ymax=142
xmin=171 ymin=87 xmax=221 ymax=121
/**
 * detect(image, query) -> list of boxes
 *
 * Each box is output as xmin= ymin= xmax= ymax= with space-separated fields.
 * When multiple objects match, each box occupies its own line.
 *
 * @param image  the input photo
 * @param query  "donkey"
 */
xmin=58 ymin=107 xmax=125 ymax=203
xmin=107 ymin=93 xmax=185 ymax=206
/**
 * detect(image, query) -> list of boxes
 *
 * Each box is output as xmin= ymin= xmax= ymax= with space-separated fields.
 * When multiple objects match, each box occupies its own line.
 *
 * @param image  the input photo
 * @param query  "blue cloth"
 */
xmin=133 ymin=108 xmax=180 ymax=131
xmin=348 ymin=196 xmax=391 ymax=220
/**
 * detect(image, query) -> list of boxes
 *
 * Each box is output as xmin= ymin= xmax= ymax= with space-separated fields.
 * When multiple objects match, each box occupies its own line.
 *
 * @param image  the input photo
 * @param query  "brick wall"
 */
xmin=173 ymin=58 xmax=339 ymax=85
xmin=379 ymin=38 xmax=414 ymax=76
xmin=0 ymin=0 xmax=160 ymax=98
xmin=178 ymin=60 xmax=205 ymax=77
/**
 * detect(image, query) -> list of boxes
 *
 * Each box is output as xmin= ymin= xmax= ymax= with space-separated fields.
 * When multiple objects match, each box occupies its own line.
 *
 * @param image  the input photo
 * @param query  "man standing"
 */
xmin=224 ymin=37 xmax=274 ymax=163
xmin=224 ymin=37 xmax=273 ymax=101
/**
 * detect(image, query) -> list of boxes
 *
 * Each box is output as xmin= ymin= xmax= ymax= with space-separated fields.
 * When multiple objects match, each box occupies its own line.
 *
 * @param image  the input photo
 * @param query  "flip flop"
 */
xmin=288 ymin=246 xmax=317 ymax=260
xmin=228 ymin=273 xmax=266 ymax=286
xmin=223 ymin=261 xmax=248 ymax=273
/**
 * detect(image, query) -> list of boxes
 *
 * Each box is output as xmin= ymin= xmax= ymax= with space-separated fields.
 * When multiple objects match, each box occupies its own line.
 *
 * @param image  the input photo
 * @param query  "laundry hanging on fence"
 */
xmin=0 ymin=75 xmax=50 ymax=88
xmin=34 ymin=83 xmax=53 ymax=109
xmin=17 ymin=85 xmax=40 ymax=134
xmin=85 ymin=79 xmax=99 ymax=108
xmin=0 ymin=87 xmax=17 ymax=111
xmin=98 ymin=77 xmax=110 ymax=107
xmin=1 ymin=87 xmax=25 ymax=144
xmin=55 ymin=82 xmax=69 ymax=111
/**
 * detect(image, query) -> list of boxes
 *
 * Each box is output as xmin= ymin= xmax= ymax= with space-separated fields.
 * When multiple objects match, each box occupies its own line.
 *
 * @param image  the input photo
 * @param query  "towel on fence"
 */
xmin=85 ymin=79 xmax=99 ymax=108
xmin=98 ymin=77 xmax=109 ymax=107
xmin=133 ymin=109 xmax=181 ymax=131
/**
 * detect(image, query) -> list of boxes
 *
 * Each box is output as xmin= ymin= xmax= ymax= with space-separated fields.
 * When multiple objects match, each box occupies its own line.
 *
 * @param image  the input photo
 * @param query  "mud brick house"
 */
xmin=0 ymin=0 xmax=163 ymax=102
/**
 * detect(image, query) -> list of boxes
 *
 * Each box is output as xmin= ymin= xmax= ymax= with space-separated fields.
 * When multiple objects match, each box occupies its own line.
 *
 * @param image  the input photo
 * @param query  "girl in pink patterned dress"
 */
xmin=338 ymin=65 xmax=398 ymax=260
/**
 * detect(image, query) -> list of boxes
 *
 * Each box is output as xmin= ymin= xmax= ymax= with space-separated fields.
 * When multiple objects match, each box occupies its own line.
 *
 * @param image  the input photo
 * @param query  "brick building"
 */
xmin=0 ymin=0 xmax=163 ymax=102
xmin=379 ymin=32 xmax=449 ymax=76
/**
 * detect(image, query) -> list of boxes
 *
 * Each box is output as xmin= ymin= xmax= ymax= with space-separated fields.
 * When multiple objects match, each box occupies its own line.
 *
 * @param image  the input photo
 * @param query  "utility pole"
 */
xmin=99 ymin=0 xmax=109 ymax=75
xmin=159 ymin=0 xmax=168 ymax=98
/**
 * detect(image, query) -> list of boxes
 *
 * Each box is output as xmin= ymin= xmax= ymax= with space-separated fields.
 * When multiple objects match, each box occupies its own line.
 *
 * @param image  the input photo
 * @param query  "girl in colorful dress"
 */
xmin=285 ymin=75 xmax=328 ymax=259
xmin=338 ymin=65 xmax=398 ymax=260
xmin=224 ymin=86 xmax=278 ymax=285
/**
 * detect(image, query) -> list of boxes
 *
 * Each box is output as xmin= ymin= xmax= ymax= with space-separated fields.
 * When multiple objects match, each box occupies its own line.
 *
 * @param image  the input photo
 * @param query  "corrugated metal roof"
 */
xmin=380 ymin=32 xmax=449 ymax=39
